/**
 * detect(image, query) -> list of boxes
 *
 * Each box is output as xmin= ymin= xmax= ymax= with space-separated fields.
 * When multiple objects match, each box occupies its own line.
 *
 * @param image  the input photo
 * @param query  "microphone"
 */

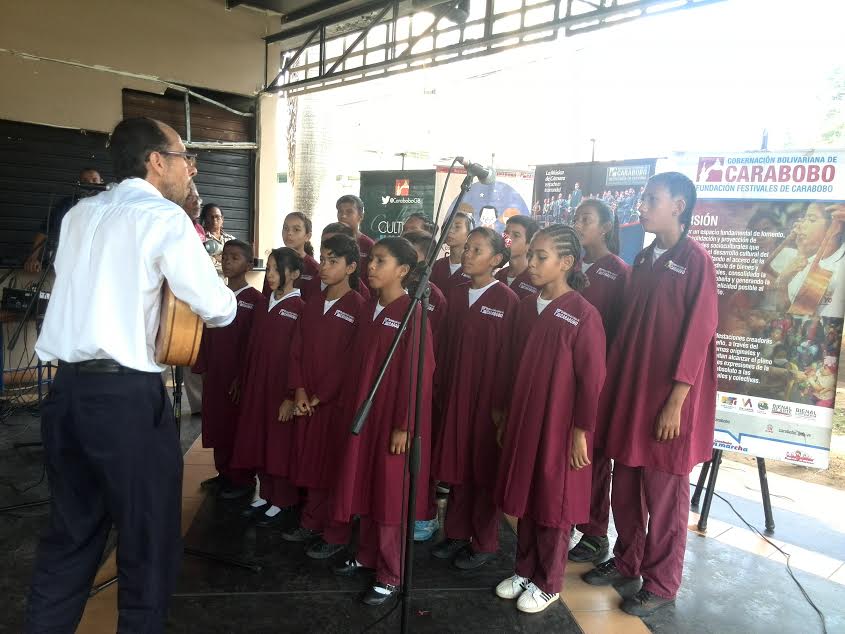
xmin=456 ymin=157 xmax=496 ymax=185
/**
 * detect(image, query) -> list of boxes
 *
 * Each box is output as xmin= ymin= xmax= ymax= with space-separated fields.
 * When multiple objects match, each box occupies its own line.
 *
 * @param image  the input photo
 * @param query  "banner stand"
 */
xmin=691 ymin=449 xmax=776 ymax=535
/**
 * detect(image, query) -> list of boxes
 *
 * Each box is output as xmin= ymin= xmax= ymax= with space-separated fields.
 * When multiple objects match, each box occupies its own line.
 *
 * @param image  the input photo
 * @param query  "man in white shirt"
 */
xmin=26 ymin=117 xmax=236 ymax=634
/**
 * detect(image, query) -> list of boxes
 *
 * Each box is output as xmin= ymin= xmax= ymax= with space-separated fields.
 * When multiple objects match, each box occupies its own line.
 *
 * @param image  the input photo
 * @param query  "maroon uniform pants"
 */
xmin=444 ymin=482 xmax=499 ymax=553
xmin=357 ymin=517 xmax=402 ymax=587
xmin=258 ymin=473 xmax=298 ymax=508
xmin=301 ymin=487 xmax=352 ymax=544
xmin=514 ymin=517 xmax=571 ymax=595
xmin=611 ymin=463 xmax=690 ymax=599
xmin=576 ymin=449 xmax=611 ymax=536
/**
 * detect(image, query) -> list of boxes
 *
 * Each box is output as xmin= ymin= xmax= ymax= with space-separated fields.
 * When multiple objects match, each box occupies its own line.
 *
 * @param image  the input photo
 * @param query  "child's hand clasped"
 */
xmin=390 ymin=429 xmax=409 ymax=455
xmin=569 ymin=428 xmax=590 ymax=470
xmin=278 ymin=399 xmax=295 ymax=423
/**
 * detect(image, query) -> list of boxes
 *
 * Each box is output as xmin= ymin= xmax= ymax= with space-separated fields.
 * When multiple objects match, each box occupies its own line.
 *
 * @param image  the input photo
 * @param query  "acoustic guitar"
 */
xmin=155 ymin=282 xmax=203 ymax=366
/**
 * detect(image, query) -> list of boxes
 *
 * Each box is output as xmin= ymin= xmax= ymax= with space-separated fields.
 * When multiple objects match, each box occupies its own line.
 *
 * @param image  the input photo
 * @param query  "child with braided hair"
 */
xmin=494 ymin=224 xmax=607 ymax=614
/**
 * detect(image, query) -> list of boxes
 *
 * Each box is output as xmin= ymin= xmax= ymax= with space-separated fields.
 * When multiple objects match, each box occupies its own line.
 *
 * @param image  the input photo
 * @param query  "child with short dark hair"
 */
xmin=430 ymin=212 xmax=474 ymax=293
xmin=496 ymin=215 xmax=541 ymax=299
xmin=431 ymin=227 xmax=519 ymax=569
xmin=192 ymin=239 xmax=266 ymax=499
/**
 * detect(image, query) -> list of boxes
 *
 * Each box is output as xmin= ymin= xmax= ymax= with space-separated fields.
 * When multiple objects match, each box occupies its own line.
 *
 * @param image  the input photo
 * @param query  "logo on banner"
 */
xmin=720 ymin=395 xmax=737 ymax=408
xmin=741 ymin=398 xmax=754 ymax=411
xmin=772 ymin=404 xmax=792 ymax=417
xmin=606 ymin=164 xmax=652 ymax=186
xmin=785 ymin=450 xmax=815 ymax=465
xmin=765 ymin=424 xmax=774 ymax=433
xmin=381 ymin=195 xmax=391 ymax=205
xmin=394 ymin=179 xmax=410 ymax=196
xmin=757 ymin=401 xmax=769 ymax=412
xmin=795 ymin=407 xmax=818 ymax=420
xmin=697 ymin=157 xmax=725 ymax=182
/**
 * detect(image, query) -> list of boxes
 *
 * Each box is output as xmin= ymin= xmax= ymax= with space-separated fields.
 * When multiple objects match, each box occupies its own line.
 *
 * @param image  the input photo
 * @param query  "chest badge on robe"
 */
xmin=334 ymin=309 xmax=356 ymax=324
xmin=279 ymin=308 xmax=299 ymax=320
xmin=553 ymin=309 xmax=580 ymax=326
xmin=382 ymin=317 xmax=401 ymax=329
xmin=480 ymin=306 xmax=504 ymax=319
xmin=666 ymin=260 xmax=687 ymax=275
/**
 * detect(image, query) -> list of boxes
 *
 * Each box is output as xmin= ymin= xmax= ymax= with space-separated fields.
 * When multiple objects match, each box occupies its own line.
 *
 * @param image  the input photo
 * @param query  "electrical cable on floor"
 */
xmin=692 ymin=482 xmax=828 ymax=634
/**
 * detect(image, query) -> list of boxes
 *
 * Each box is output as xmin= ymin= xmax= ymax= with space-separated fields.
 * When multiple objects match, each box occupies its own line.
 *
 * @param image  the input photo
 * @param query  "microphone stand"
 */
xmin=351 ymin=170 xmax=477 ymax=632
xmin=90 ymin=365 xmax=262 ymax=596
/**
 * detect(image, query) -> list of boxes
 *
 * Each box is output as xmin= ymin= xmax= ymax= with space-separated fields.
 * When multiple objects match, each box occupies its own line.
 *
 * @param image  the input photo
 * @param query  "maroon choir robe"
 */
xmin=495 ymin=292 xmax=607 ymax=528
xmin=261 ymin=254 xmax=319 ymax=300
xmin=192 ymin=286 xmax=265 ymax=449
xmin=230 ymin=291 xmax=305 ymax=476
xmin=577 ymin=253 xmax=630 ymax=536
xmin=430 ymin=256 xmax=471 ymax=296
xmin=357 ymin=233 xmax=375 ymax=295
xmin=330 ymin=295 xmax=435 ymax=526
xmin=495 ymin=266 xmax=539 ymax=300
xmin=290 ymin=290 xmax=366 ymax=489
xmin=432 ymin=282 xmax=518 ymax=485
xmin=300 ymin=275 xmax=370 ymax=303
xmin=581 ymin=253 xmax=630 ymax=346
xmin=600 ymin=237 xmax=718 ymax=475
xmin=426 ymin=281 xmax=447 ymax=351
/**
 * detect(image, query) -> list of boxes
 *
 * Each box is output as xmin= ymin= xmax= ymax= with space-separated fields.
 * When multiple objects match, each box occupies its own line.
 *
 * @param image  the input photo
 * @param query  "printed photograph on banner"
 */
xmin=532 ymin=159 xmax=656 ymax=264
xmin=667 ymin=150 xmax=845 ymax=469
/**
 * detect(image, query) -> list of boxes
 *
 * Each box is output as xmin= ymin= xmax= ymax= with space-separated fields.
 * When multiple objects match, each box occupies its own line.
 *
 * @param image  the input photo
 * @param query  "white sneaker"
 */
xmin=495 ymin=574 xmax=530 ymax=600
xmin=516 ymin=582 xmax=560 ymax=613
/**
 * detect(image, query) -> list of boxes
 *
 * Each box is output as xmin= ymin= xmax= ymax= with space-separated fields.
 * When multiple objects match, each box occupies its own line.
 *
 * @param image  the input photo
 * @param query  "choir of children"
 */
xmin=196 ymin=175 xmax=717 ymax=616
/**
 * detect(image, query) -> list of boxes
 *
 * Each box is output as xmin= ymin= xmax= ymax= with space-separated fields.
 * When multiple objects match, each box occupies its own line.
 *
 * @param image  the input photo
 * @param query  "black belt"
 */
xmin=60 ymin=360 xmax=154 ymax=375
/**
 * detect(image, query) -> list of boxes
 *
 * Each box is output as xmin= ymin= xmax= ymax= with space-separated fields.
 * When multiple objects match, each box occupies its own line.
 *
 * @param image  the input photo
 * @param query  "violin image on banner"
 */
xmin=789 ymin=209 xmax=844 ymax=315
xmin=155 ymin=281 xmax=203 ymax=366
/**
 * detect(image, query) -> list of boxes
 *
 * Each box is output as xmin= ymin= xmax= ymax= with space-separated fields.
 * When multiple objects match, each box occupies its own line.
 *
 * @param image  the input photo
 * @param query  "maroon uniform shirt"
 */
xmin=230 ymin=291 xmax=305 ymax=476
xmin=600 ymin=238 xmax=718 ymax=475
xmin=495 ymin=265 xmax=539 ymax=300
xmin=330 ymin=295 xmax=435 ymax=526
xmin=289 ymin=290 xmax=366 ymax=489
xmin=432 ymin=282 xmax=518 ymax=485
xmin=495 ymin=292 xmax=607 ymax=528
xmin=192 ymin=286 xmax=266 ymax=448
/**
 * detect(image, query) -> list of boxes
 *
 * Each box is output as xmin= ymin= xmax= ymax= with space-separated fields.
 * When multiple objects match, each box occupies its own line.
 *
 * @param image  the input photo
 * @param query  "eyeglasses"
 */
xmin=159 ymin=150 xmax=198 ymax=167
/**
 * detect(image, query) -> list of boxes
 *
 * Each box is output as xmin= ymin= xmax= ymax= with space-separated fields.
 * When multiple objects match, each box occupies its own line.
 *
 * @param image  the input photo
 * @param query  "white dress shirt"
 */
xmin=36 ymin=178 xmax=237 ymax=372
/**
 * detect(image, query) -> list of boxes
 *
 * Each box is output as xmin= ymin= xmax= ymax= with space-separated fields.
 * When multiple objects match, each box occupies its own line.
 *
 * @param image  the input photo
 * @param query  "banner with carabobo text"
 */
xmin=359 ymin=170 xmax=436 ymax=240
xmin=667 ymin=150 xmax=845 ymax=468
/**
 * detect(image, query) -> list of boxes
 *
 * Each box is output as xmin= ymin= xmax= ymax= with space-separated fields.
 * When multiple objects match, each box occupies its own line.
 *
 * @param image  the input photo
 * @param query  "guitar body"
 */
xmin=155 ymin=282 xmax=203 ymax=366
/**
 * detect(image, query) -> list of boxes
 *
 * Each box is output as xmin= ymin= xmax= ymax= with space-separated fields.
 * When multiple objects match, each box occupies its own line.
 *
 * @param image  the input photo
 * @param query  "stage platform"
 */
xmin=1 ymin=409 xmax=844 ymax=633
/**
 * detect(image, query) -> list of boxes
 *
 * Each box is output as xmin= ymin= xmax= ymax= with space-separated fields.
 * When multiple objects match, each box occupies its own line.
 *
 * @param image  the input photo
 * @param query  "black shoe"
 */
xmin=581 ymin=558 xmax=640 ymax=587
xmin=621 ymin=589 xmax=675 ymax=616
xmin=453 ymin=547 xmax=496 ymax=570
xmin=307 ymin=538 xmax=345 ymax=560
xmin=436 ymin=482 xmax=451 ymax=498
xmin=431 ymin=538 xmax=470 ymax=560
xmin=568 ymin=534 xmax=610 ymax=563
xmin=333 ymin=558 xmax=368 ymax=577
xmin=361 ymin=583 xmax=398 ymax=606
xmin=200 ymin=474 xmax=224 ymax=491
xmin=256 ymin=510 xmax=287 ymax=528
xmin=241 ymin=502 xmax=271 ymax=519
xmin=282 ymin=526 xmax=320 ymax=543
xmin=219 ymin=484 xmax=255 ymax=500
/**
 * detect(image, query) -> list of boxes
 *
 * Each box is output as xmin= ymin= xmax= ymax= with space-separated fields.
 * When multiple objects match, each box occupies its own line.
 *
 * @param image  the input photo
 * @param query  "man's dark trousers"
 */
xmin=26 ymin=365 xmax=183 ymax=633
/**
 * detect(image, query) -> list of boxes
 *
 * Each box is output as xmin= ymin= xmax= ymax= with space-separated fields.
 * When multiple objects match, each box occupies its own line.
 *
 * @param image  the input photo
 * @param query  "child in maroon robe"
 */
xmin=282 ymin=235 xmax=366 ymax=559
xmin=331 ymin=237 xmax=435 ymax=607
xmin=300 ymin=223 xmax=371 ymax=302
xmin=230 ymin=248 xmax=305 ymax=526
xmin=403 ymin=229 xmax=450 ymax=542
xmin=582 ymin=173 xmax=717 ymax=618
xmin=261 ymin=212 xmax=319 ymax=299
xmin=192 ymin=240 xmax=266 ymax=498
xmin=430 ymin=212 xmax=474 ymax=294
xmin=496 ymin=215 xmax=540 ymax=299
xmin=336 ymin=194 xmax=375 ymax=295
xmin=568 ymin=199 xmax=631 ymax=564
xmin=495 ymin=224 xmax=606 ymax=614
xmin=431 ymin=227 xmax=518 ymax=569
